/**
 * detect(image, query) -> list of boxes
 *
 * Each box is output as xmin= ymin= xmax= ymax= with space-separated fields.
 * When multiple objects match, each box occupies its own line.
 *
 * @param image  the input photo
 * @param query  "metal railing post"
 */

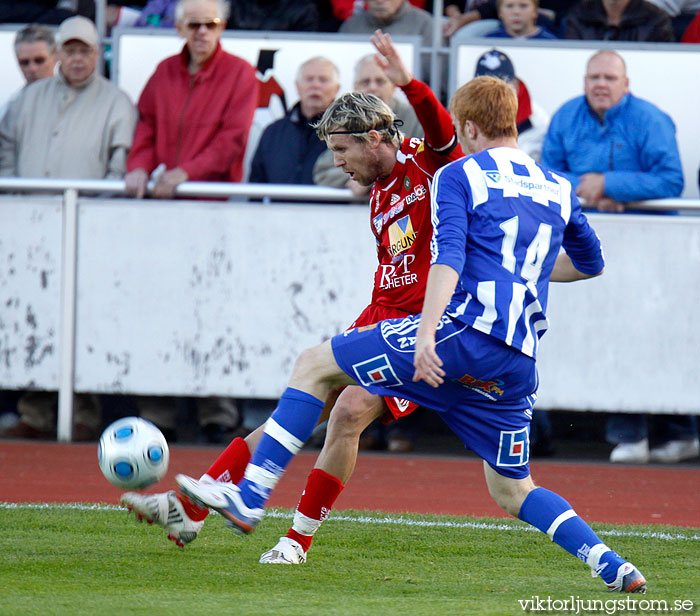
xmin=430 ymin=0 xmax=444 ymax=97
xmin=57 ymin=188 xmax=79 ymax=442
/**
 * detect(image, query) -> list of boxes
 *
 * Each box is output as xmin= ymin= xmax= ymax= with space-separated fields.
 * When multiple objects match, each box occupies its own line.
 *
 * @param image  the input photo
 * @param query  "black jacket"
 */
xmin=227 ymin=0 xmax=319 ymax=32
xmin=249 ymin=103 xmax=327 ymax=185
xmin=564 ymin=0 xmax=674 ymax=41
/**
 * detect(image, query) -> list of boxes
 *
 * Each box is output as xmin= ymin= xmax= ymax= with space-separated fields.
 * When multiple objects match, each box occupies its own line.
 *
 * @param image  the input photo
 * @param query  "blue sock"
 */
xmin=518 ymin=487 xmax=624 ymax=584
xmin=238 ymin=387 xmax=324 ymax=509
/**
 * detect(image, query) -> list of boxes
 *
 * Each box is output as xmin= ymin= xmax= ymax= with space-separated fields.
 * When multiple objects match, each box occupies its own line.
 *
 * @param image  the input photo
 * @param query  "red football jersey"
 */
xmin=369 ymin=140 xmax=463 ymax=313
xmin=347 ymin=80 xmax=463 ymax=421
xmin=367 ymin=79 xmax=463 ymax=315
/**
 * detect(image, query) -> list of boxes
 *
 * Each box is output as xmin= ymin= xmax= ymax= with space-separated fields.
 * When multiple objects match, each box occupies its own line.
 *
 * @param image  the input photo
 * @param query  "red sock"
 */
xmin=177 ymin=437 xmax=252 ymax=522
xmin=204 ymin=436 xmax=252 ymax=483
xmin=286 ymin=468 xmax=344 ymax=553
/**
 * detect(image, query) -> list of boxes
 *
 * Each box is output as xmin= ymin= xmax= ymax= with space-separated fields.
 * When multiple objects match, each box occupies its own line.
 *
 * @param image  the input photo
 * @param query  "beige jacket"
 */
xmin=0 ymin=69 xmax=136 ymax=179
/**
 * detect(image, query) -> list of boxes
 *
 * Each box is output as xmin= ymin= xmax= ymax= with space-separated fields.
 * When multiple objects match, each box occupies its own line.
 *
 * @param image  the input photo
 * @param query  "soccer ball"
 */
xmin=97 ymin=417 xmax=169 ymax=489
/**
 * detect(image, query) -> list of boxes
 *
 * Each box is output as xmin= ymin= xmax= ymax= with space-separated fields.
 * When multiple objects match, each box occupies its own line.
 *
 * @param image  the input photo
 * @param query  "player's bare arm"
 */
xmin=370 ymin=30 xmax=411 ymax=88
xmin=413 ymin=263 xmax=460 ymax=387
xmin=550 ymin=252 xmax=604 ymax=282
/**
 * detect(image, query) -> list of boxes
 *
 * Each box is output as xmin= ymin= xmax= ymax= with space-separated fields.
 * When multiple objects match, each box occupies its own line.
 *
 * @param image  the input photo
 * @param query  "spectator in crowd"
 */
xmin=487 ymin=0 xmax=558 ymax=38
xmin=542 ymin=50 xmax=695 ymax=464
xmin=542 ymin=49 xmax=682 ymax=211
xmin=0 ymin=25 xmax=58 ymax=122
xmin=125 ymin=0 xmax=258 ymax=198
xmin=340 ymin=0 xmax=434 ymax=78
xmin=0 ymin=16 xmax=136 ymax=442
xmin=474 ymin=49 xmax=549 ymax=162
xmin=443 ymin=0 xmax=567 ymax=38
xmin=564 ymin=0 xmax=674 ymax=41
xmin=249 ymin=56 xmax=339 ymax=185
xmin=226 ymin=0 xmax=320 ymax=31
xmin=0 ymin=1 xmax=76 ymax=24
xmin=313 ymin=52 xmax=423 ymax=190
xmin=354 ymin=54 xmax=423 ymax=139
xmin=0 ymin=16 xmax=136 ymax=180
xmin=14 ymin=24 xmax=58 ymax=85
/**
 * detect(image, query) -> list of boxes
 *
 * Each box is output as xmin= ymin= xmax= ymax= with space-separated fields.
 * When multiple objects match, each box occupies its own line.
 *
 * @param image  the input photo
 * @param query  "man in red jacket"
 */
xmin=124 ymin=0 xmax=258 ymax=199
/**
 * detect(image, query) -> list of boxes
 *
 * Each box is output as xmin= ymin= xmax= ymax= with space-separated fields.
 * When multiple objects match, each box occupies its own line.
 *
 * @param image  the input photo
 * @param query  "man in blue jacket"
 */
xmin=543 ymin=50 xmax=697 ymax=466
xmin=542 ymin=49 xmax=683 ymax=213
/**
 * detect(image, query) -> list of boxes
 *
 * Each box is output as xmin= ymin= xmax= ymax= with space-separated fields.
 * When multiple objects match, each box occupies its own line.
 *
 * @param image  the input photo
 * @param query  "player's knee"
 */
xmin=291 ymin=346 xmax=325 ymax=386
xmin=328 ymin=390 xmax=382 ymax=438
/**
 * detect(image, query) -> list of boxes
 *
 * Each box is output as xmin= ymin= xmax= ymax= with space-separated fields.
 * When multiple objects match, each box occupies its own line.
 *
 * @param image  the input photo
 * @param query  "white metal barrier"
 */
xmin=1 ymin=179 xmax=699 ymax=442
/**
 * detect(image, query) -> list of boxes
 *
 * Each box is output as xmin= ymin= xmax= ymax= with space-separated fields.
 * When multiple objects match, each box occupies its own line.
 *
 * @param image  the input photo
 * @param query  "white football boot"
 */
xmin=176 ymin=473 xmax=264 ymax=535
xmin=259 ymin=537 xmax=307 ymax=564
xmin=121 ymin=490 xmax=204 ymax=547
xmin=604 ymin=561 xmax=647 ymax=593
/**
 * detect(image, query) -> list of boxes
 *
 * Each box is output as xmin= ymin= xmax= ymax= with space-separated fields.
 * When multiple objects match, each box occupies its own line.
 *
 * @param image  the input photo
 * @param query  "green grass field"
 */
xmin=1 ymin=504 xmax=698 ymax=616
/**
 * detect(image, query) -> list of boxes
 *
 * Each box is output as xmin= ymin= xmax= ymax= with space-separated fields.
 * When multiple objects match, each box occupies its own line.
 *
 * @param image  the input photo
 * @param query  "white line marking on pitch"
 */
xmin=2 ymin=502 xmax=698 ymax=542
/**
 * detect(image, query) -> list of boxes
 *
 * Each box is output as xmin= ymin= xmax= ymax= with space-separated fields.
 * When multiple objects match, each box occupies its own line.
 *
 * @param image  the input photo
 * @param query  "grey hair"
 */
xmin=296 ymin=56 xmax=340 ymax=85
xmin=353 ymin=54 xmax=380 ymax=83
xmin=175 ymin=0 xmax=230 ymax=22
xmin=15 ymin=24 xmax=56 ymax=53
xmin=314 ymin=91 xmax=402 ymax=148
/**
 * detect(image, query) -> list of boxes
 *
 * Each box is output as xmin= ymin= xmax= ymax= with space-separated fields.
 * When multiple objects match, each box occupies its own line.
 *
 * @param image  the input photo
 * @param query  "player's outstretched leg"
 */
xmin=176 ymin=386 xmax=326 ymax=535
xmin=484 ymin=463 xmax=647 ymax=593
xmin=121 ymin=435 xmax=255 ymax=545
xmin=260 ymin=387 xmax=385 ymax=564
xmin=177 ymin=341 xmax=349 ymax=536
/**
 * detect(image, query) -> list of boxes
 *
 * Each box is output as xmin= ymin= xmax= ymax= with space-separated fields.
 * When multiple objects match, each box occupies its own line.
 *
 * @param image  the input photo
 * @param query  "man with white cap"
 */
xmin=0 ymin=15 xmax=136 ymax=180
xmin=0 ymin=15 xmax=136 ymax=443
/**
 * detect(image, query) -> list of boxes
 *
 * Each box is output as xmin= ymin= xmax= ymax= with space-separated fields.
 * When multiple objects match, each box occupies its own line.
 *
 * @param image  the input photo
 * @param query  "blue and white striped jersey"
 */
xmin=430 ymin=146 xmax=604 ymax=358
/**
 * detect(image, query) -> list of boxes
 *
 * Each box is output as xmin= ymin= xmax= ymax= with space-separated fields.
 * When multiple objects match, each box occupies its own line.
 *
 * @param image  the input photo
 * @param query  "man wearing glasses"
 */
xmin=14 ymin=25 xmax=58 ymax=85
xmin=125 ymin=0 xmax=258 ymax=199
xmin=0 ymin=25 xmax=58 ymax=123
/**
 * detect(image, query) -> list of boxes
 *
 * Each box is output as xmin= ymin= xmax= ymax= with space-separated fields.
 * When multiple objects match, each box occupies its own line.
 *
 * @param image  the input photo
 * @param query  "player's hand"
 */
xmin=152 ymin=167 xmax=188 ymax=199
xmin=371 ymin=30 xmax=412 ymax=87
xmin=442 ymin=15 xmax=463 ymax=37
xmin=413 ymin=332 xmax=445 ymax=388
xmin=442 ymin=11 xmax=479 ymax=38
xmin=576 ymin=172 xmax=606 ymax=206
xmin=596 ymin=197 xmax=625 ymax=213
xmin=347 ymin=178 xmax=372 ymax=197
xmin=124 ymin=168 xmax=149 ymax=199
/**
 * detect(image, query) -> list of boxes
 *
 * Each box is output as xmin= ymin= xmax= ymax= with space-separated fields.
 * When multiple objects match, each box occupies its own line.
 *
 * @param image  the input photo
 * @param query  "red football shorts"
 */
xmin=349 ymin=303 xmax=419 ymax=423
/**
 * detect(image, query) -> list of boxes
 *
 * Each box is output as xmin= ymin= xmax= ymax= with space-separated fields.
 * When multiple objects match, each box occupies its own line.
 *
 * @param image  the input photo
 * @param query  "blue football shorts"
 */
xmin=331 ymin=313 xmax=538 ymax=479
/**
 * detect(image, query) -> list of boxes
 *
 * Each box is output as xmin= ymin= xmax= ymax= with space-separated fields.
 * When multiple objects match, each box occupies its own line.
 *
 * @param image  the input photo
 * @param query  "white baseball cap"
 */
xmin=57 ymin=16 xmax=99 ymax=48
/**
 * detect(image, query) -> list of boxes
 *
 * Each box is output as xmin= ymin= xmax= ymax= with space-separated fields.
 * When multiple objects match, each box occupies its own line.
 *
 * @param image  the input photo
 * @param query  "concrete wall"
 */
xmin=1 ymin=195 xmax=699 ymax=413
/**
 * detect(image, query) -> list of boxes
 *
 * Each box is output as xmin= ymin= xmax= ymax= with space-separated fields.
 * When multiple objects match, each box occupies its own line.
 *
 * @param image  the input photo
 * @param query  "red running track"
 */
xmin=1 ymin=441 xmax=699 ymax=527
